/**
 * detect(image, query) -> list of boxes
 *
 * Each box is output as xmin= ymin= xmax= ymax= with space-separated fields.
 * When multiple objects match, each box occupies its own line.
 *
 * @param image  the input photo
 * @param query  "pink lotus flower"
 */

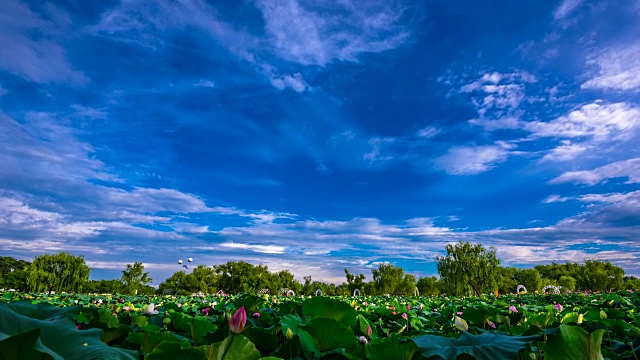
xmin=457 ymin=311 xmax=463 ymax=315
xmin=201 ymin=308 xmax=210 ymax=315
xmin=401 ymin=313 xmax=408 ymax=319
xmin=124 ymin=306 xmax=130 ymax=312
xmin=76 ymin=324 xmax=82 ymax=330
xmin=406 ymin=304 xmax=411 ymax=311
xmin=554 ymin=303 xmax=563 ymax=311
xmin=253 ymin=312 xmax=260 ymax=318
xmin=177 ymin=303 xmax=182 ymax=307
xmin=509 ymin=305 xmax=518 ymax=313
xmin=487 ymin=321 xmax=496 ymax=329
xmin=365 ymin=325 xmax=373 ymax=337
xmin=419 ymin=304 xmax=423 ymax=310
xmin=392 ymin=311 xmax=397 ymax=315
xmin=229 ymin=307 xmax=247 ymax=334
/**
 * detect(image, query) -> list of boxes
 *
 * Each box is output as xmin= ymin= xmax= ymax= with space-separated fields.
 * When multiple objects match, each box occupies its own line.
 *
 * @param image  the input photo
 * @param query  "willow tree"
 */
xmin=436 ymin=241 xmax=500 ymax=296
xmin=26 ymin=252 xmax=91 ymax=293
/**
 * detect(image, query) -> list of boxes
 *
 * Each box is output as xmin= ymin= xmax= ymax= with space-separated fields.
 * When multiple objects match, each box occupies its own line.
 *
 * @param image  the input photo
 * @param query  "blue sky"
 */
xmin=1 ymin=0 xmax=640 ymax=285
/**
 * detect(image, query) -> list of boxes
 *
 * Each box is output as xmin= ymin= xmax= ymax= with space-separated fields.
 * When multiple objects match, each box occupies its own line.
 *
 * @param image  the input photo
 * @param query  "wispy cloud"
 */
xmin=0 ymin=0 xmax=87 ymax=84
xmin=220 ymin=242 xmax=286 ymax=254
xmin=582 ymin=44 xmax=640 ymax=91
xmin=435 ymin=144 xmax=511 ymax=175
xmin=470 ymin=102 xmax=640 ymax=162
xmin=459 ymin=71 xmax=536 ymax=117
xmin=94 ymin=0 xmax=414 ymax=92
xmin=553 ymin=0 xmax=583 ymax=21
xmin=550 ymin=158 xmax=640 ymax=185
xmin=254 ymin=0 xmax=412 ymax=66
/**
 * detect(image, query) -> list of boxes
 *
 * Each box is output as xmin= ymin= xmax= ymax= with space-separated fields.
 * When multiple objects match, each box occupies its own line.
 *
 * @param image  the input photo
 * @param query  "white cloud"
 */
xmin=435 ymin=145 xmax=510 ymax=175
xmin=266 ymin=72 xmax=309 ymax=93
xmin=417 ymin=126 xmax=439 ymax=138
xmin=95 ymin=0 xmax=413 ymax=92
xmin=523 ymin=101 xmax=640 ymax=141
xmin=254 ymin=0 xmax=411 ymax=66
xmin=0 ymin=111 xmax=118 ymax=187
xmin=468 ymin=117 xmax=521 ymax=131
xmin=0 ymin=0 xmax=87 ymax=84
xmin=70 ymin=105 xmax=108 ymax=120
xmin=194 ymin=79 xmax=215 ymax=88
xmin=219 ymin=242 xmax=286 ymax=254
xmin=550 ymin=158 xmax=640 ymax=185
xmin=0 ymin=197 xmax=62 ymax=224
xmin=541 ymin=141 xmax=589 ymax=162
xmin=460 ymin=71 xmax=536 ymax=117
xmin=363 ymin=137 xmax=395 ymax=162
xmin=582 ymin=44 xmax=640 ymax=91
xmin=553 ymin=0 xmax=583 ymax=21
xmin=543 ymin=194 xmax=569 ymax=203
xmin=470 ymin=102 xmax=640 ymax=163
xmin=104 ymin=187 xmax=212 ymax=213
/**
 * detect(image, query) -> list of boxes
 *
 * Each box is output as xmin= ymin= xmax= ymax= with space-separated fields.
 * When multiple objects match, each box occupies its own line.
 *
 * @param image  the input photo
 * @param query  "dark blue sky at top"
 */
xmin=1 ymin=0 xmax=639 ymax=284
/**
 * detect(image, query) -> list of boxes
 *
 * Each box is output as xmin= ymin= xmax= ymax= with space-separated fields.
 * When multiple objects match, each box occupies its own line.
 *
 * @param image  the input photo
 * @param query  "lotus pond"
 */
xmin=1 ymin=290 xmax=639 ymax=359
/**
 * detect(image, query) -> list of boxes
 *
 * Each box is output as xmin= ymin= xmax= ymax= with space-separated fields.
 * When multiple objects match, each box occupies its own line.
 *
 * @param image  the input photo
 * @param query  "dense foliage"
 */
xmin=1 ymin=289 xmax=639 ymax=359
xmin=2 ymin=245 xmax=640 ymax=296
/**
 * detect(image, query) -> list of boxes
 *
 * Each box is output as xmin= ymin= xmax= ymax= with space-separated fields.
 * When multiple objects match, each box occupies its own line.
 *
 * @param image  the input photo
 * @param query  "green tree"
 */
xmin=576 ymin=260 xmax=624 ymax=291
xmin=85 ymin=279 xmax=123 ymax=294
xmin=416 ymin=276 xmax=440 ymax=296
xmin=371 ymin=263 xmax=417 ymax=295
xmin=558 ymin=275 xmax=576 ymax=292
xmin=0 ymin=269 xmax=29 ymax=291
xmin=275 ymin=270 xmax=302 ymax=294
xmin=26 ymin=252 xmax=90 ymax=293
xmin=190 ymin=265 xmax=218 ymax=293
xmin=158 ymin=270 xmax=197 ymax=295
xmin=344 ymin=268 xmax=366 ymax=294
xmin=514 ymin=268 xmax=542 ymax=293
xmin=121 ymin=262 xmax=152 ymax=294
xmin=436 ymin=241 xmax=500 ymax=296
xmin=495 ymin=266 xmax=518 ymax=294
xmin=623 ymin=276 xmax=640 ymax=290
xmin=0 ymin=256 xmax=30 ymax=277
xmin=212 ymin=261 xmax=276 ymax=294
xmin=302 ymin=275 xmax=313 ymax=295
xmin=534 ymin=262 xmax=580 ymax=282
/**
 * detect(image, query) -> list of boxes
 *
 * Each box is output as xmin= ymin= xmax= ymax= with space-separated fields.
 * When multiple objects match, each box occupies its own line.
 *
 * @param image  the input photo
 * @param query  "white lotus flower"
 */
xmin=142 ymin=303 xmax=159 ymax=315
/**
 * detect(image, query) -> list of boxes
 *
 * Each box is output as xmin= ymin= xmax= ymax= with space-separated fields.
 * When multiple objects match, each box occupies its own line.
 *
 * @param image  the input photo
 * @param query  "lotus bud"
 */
xmin=286 ymin=328 xmax=294 ymax=340
xmin=454 ymin=316 xmax=468 ymax=331
xmin=229 ymin=306 xmax=247 ymax=334
xmin=359 ymin=335 xmax=368 ymax=344
xmin=365 ymin=325 xmax=373 ymax=337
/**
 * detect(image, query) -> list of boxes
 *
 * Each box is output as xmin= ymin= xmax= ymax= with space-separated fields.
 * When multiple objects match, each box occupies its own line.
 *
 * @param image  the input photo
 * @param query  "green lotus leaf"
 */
xmin=367 ymin=332 xmax=417 ymax=360
xmin=0 ymin=301 xmax=137 ymax=360
xmin=412 ymin=330 xmax=539 ymax=360
xmin=302 ymin=297 xmax=357 ymax=326
xmin=298 ymin=317 xmax=356 ymax=359
xmin=545 ymin=324 xmax=605 ymax=360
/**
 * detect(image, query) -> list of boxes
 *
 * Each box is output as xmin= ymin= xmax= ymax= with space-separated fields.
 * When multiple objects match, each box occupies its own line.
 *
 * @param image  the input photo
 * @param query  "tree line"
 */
xmin=2 ymin=241 xmax=639 ymax=296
